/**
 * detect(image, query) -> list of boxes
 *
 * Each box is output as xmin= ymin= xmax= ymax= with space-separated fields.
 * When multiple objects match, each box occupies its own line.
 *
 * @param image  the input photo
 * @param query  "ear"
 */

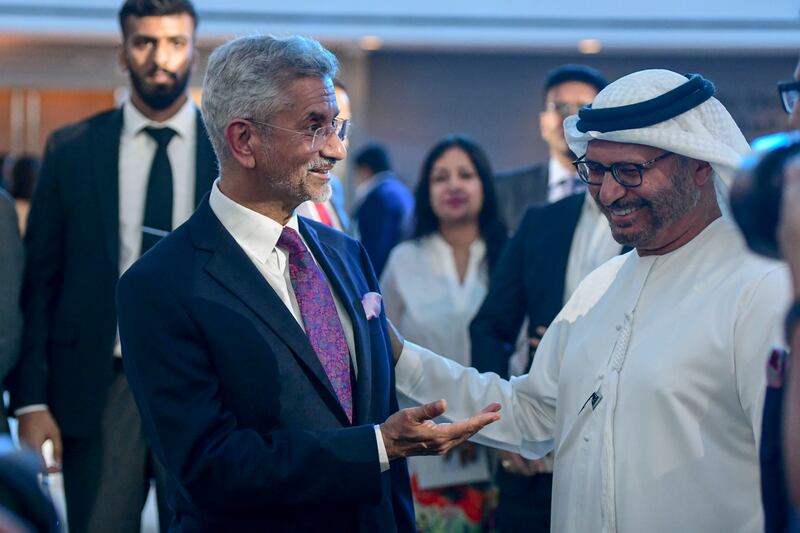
xmin=690 ymin=159 xmax=713 ymax=186
xmin=225 ymin=119 xmax=259 ymax=169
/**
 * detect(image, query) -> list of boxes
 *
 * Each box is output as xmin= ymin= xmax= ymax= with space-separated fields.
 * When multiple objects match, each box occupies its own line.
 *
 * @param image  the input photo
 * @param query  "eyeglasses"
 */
xmin=573 ymin=151 xmax=675 ymax=188
xmin=245 ymin=117 xmax=350 ymax=151
xmin=778 ymin=80 xmax=800 ymax=114
xmin=544 ymin=101 xmax=584 ymax=117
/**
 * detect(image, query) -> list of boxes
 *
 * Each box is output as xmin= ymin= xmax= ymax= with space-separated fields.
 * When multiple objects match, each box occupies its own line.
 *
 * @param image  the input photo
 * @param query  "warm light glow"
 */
xmin=578 ymin=39 xmax=602 ymax=54
xmin=359 ymin=35 xmax=383 ymax=51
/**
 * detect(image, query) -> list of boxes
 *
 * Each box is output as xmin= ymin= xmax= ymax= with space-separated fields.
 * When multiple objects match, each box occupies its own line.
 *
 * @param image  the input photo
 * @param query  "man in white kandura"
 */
xmin=393 ymin=69 xmax=790 ymax=533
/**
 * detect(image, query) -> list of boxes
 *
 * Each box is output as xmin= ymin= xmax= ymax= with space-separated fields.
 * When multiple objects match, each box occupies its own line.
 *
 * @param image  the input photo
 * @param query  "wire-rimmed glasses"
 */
xmin=245 ymin=117 xmax=350 ymax=151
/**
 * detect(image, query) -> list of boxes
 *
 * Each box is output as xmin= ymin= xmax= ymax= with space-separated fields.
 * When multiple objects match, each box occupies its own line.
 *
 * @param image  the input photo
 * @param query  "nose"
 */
xmin=153 ymin=41 xmax=170 ymax=69
xmin=320 ymin=130 xmax=346 ymax=161
xmin=596 ymin=171 xmax=627 ymax=207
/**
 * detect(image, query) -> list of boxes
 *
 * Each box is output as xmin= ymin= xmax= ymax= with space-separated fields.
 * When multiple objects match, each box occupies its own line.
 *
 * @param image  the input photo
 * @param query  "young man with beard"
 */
xmin=6 ymin=1 xmax=217 ymax=531
xmin=394 ymin=70 xmax=790 ymax=532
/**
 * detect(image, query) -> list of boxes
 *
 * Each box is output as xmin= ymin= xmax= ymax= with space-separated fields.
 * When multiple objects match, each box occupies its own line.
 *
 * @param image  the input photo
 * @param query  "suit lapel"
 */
xmin=92 ymin=109 xmax=123 ymax=270
xmin=193 ymin=111 xmax=217 ymax=206
xmin=544 ymin=193 xmax=585 ymax=302
xmin=300 ymin=219 xmax=373 ymax=425
xmin=192 ymin=203 xmax=349 ymax=424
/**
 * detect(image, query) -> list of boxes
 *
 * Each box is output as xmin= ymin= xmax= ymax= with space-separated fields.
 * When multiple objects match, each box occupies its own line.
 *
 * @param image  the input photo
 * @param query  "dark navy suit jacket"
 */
xmin=117 ymin=199 xmax=414 ymax=532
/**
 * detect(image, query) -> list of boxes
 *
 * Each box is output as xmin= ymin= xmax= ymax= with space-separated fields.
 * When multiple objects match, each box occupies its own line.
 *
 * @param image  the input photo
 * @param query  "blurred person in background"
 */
xmin=351 ymin=142 xmax=414 ymax=277
xmin=494 ymin=64 xmax=607 ymax=230
xmin=5 ymin=156 xmax=40 ymax=235
xmin=5 ymin=1 xmax=217 ymax=531
xmin=0 ymin=189 xmax=22 ymax=434
xmin=381 ymin=134 xmax=507 ymax=532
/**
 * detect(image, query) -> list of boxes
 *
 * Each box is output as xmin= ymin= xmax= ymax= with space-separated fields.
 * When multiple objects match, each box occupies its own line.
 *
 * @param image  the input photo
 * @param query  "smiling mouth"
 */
xmin=609 ymin=206 xmax=641 ymax=217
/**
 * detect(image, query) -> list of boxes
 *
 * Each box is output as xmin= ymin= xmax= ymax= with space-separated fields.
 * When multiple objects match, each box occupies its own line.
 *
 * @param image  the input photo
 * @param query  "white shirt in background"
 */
xmin=381 ymin=234 xmax=491 ymax=488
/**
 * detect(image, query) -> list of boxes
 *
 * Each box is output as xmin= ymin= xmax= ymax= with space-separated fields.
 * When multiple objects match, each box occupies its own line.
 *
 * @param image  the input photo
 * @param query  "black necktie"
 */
xmin=141 ymin=126 xmax=176 ymax=255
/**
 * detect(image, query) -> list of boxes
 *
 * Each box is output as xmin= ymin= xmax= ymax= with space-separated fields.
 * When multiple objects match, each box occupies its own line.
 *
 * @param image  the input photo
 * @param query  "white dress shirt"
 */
xmin=208 ymin=180 xmax=389 ymax=471
xmin=113 ymin=97 xmax=198 ymax=358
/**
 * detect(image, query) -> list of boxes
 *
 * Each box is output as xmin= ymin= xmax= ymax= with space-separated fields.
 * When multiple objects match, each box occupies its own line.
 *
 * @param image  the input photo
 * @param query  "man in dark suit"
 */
xmin=117 ymin=34 xmax=499 ymax=532
xmin=0 ymin=189 xmax=22 ymax=433
xmin=7 ymin=1 xmax=217 ymax=531
xmin=494 ymin=64 xmax=608 ymax=230
xmin=351 ymin=143 xmax=414 ymax=278
xmin=471 ymin=193 xmax=623 ymax=531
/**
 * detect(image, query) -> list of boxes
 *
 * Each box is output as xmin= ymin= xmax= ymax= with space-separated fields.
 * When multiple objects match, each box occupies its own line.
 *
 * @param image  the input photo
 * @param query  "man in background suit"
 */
xmin=494 ymin=64 xmax=607 ymax=230
xmin=0 ymin=189 xmax=22 ymax=433
xmin=117 ymin=34 xmax=499 ymax=532
xmin=7 ymin=1 xmax=217 ymax=531
xmin=351 ymin=142 xmax=414 ymax=278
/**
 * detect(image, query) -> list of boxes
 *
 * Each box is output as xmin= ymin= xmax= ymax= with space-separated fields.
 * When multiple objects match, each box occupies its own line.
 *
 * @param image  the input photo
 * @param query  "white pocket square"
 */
xmin=361 ymin=292 xmax=382 ymax=320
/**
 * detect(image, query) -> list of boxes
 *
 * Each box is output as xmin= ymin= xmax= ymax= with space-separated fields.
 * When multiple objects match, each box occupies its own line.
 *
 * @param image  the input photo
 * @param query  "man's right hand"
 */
xmin=17 ymin=410 xmax=62 ymax=473
xmin=380 ymin=399 xmax=501 ymax=460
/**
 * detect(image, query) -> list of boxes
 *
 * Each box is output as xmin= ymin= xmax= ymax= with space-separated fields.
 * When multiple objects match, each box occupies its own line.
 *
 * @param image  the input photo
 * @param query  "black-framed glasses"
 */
xmin=778 ymin=80 xmax=800 ymax=114
xmin=573 ymin=151 xmax=675 ymax=188
xmin=244 ymin=117 xmax=350 ymax=151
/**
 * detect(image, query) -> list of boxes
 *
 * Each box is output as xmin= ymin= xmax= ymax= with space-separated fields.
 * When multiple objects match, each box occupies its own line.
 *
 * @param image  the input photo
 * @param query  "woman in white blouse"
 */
xmin=381 ymin=134 xmax=507 ymax=532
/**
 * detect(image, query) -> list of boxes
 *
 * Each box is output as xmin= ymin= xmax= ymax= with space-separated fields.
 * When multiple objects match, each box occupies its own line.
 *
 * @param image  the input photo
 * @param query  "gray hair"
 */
xmin=201 ymin=34 xmax=339 ymax=165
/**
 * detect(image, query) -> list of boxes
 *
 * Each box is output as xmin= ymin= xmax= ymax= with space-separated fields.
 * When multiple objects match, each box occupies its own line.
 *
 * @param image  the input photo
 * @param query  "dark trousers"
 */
xmin=61 ymin=366 xmax=170 ymax=533
xmin=495 ymin=469 xmax=552 ymax=533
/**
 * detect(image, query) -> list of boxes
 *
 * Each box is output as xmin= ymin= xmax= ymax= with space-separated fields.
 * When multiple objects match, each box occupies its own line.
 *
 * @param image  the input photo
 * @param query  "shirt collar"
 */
xmin=122 ymin=96 xmax=196 ymax=140
xmin=209 ymin=179 xmax=300 ymax=264
xmin=548 ymin=158 xmax=577 ymax=187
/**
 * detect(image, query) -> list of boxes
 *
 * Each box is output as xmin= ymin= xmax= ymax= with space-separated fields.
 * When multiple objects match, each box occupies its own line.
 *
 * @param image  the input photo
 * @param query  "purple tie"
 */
xmin=277 ymin=227 xmax=353 ymax=422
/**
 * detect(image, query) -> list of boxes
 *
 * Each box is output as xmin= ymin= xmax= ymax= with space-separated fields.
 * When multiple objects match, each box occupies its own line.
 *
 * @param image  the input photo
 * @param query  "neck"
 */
xmin=218 ymin=172 xmax=297 ymax=226
xmin=438 ymin=220 xmax=480 ymax=249
xmin=130 ymin=91 xmax=189 ymax=123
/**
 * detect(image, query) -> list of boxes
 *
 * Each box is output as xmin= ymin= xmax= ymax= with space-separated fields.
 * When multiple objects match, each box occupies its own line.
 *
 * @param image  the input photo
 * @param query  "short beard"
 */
xmin=601 ymin=158 xmax=700 ymax=248
xmin=129 ymin=67 xmax=191 ymax=111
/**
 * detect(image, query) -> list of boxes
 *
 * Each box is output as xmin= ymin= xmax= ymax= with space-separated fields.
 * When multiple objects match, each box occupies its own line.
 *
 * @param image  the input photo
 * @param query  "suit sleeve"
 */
xmin=0 ymin=193 xmax=23 ymax=386
xmin=470 ymin=210 xmax=533 ymax=378
xmin=7 ymin=137 xmax=66 ymax=410
xmin=117 ymin=267 xmax=385 ymax=513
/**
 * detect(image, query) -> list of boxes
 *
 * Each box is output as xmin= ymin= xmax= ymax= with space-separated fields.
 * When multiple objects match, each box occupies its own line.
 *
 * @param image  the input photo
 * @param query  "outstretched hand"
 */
xmin=380 ymin=399 xmax=501 ymax=460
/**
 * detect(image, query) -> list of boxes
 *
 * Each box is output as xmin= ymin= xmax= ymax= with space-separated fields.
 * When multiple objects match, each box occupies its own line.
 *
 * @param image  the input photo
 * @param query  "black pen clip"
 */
xmin=578 ymin=391 xmax=603 ymax=415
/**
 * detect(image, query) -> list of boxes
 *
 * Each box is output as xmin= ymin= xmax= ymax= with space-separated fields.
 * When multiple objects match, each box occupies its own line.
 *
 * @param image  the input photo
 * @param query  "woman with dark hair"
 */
xmin=380 ymin=134 xmax=507 ymax=532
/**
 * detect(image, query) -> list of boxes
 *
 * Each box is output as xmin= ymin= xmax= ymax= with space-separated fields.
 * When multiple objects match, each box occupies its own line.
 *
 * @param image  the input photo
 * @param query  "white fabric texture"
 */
xmin=380 ymin=234 xmax=491 ymax=488
xmin=563 ymin=69 xmax=751 ymax=202
xmin=396 ymin=217 xmax=789 ymax=532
